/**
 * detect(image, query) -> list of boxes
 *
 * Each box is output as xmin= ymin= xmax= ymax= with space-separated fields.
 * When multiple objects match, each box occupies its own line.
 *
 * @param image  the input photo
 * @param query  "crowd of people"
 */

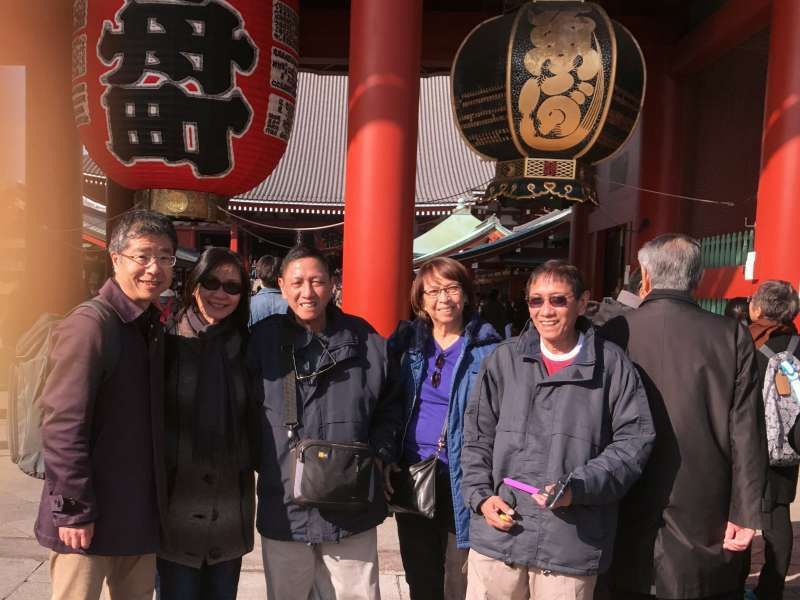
xmin=31 ymin=210 xmax=800 ymax=600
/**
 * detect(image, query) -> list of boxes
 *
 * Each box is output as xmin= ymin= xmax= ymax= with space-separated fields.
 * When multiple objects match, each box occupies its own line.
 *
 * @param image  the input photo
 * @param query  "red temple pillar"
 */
xmin=229 ymin=221 xmax=239 ymax=254
xmin=569 ymin=203 xmax=592 ymax=290
xmin=754 ymin=0 xmax=800 ymax=285
xmin=633 ymin=51 xmax=684 ymax=251
xmin=342 ymin=0 xmax=422 ymax=336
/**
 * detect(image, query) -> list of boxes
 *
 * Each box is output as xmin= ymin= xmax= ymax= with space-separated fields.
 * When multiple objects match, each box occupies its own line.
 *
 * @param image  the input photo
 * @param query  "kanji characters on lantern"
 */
xmin=72 ymin=0 xmax=299 ymax=208
xmin=97 ymin=1 xmax=257 ymax=93
xmin=451 ymin=0 xmax=644 ymax=212
xmin=104 ymin=84 xmax=251 ymax=176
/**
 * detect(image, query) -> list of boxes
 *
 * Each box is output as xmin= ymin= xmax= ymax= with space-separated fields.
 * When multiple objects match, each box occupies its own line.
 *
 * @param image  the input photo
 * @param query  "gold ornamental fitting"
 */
xmin=496 ymin=158 xmax=577 ymax=181
xmin=135 ymin=189 xmax=227 ymax=221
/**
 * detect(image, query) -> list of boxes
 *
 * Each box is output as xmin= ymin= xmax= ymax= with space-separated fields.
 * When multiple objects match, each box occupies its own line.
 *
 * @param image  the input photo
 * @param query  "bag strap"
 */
xmin=758 ymin=336 xmax=800 ymax=361
xmin=281 ymin=319 xmax=300 ymax=441
xmin=788 ymin=335 xmax=800 ymax=357
xmin=759 ymin=344 xmax=777 ymax=359
xmin=434 ymin=418 xmax=448 ymax=459
xmin=79 ymin=297 xmax=122 ymax=383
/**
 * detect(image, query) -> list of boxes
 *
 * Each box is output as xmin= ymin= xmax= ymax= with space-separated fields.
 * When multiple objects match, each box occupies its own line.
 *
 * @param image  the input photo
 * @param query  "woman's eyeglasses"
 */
xmin=423 ymin=285 xmax=462 ymax=299
xmin=527 ymin=294 xmax=573 ymax=308
xmin=200 ymin=277 xmax=243 ymax=295
xmin=431 ymin=353 xmax=446 ymax=388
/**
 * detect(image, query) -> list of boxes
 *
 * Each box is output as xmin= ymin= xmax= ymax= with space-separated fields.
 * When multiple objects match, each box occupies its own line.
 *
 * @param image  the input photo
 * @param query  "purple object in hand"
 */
xmin=503 ymin=477 xmax=540 ymax=495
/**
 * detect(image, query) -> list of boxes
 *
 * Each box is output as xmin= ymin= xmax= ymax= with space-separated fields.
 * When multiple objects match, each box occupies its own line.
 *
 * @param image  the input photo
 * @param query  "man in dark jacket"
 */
xmin=247 ymin=245 xmax=402 ymax=600
xmin=602 ymin=233 xmax=766 ymax=600
xmin=462 ymin=260 xmax=654 ymax=600
xmin=747 ymin=280 xmax=800 ymax=600
xmin=35 ymin=211 xmax=176 ymax=600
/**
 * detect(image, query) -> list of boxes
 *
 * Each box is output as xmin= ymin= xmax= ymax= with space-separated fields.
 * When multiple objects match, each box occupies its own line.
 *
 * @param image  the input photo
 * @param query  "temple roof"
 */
xmin=83 ymin=72 xmax=494 ymax=216
xmin=413 ymin=201 xmax=510 ymax=266
xmin=453 ymin=208 xmax=572 ymax=262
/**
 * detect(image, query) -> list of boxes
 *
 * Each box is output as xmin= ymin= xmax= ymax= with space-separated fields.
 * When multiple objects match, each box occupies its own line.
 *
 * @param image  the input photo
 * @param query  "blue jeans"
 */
xmin=156 ymin=557 xmax=242 ymax=600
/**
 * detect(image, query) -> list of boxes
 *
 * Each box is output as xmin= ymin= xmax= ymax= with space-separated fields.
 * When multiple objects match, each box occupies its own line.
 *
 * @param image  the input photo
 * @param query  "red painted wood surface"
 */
xmin=341 ymin=0 xmax=422 ymax=336
xmin=755 ymin=0 xmax=800 ymax=288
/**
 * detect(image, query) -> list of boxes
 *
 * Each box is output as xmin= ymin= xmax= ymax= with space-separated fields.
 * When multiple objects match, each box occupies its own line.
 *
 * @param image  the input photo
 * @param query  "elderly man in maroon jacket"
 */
xmin=34 ymin=210 xmax=177 ymax=600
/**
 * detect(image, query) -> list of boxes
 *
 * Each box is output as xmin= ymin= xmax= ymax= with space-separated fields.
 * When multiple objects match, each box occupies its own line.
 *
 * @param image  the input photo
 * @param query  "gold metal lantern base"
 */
xmin=135 ymin=189 xmax=226 ymax=221
xmin=480 ymin=158 xmax=598 ymax=209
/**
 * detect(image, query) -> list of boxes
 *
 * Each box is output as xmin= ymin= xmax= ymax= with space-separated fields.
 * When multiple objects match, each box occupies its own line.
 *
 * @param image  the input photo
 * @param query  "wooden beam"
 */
xmin=670 ymin=0 xmax=771 ymax=78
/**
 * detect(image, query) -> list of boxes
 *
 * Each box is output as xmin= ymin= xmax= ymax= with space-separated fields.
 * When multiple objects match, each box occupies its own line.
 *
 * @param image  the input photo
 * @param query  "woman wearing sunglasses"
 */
xmin=157 ymin=248 xmax=259 ymax=600
xmin=386 ymin=257 xmax=501 ymax=600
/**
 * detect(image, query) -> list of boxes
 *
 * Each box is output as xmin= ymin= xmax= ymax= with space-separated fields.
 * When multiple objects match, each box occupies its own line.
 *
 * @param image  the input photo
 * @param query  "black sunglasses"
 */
xmin=527 ymin=294 xmax=573 ymax=308
xmin=431 ymin=353 xmax=446 ymax=388
xmin=200 ymin=277 xmax=243 ymax=295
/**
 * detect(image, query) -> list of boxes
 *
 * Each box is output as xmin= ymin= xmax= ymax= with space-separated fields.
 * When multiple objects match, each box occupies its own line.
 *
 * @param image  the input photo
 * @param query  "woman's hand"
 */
xmin=383 ymin=463 xmax=401 ymax=501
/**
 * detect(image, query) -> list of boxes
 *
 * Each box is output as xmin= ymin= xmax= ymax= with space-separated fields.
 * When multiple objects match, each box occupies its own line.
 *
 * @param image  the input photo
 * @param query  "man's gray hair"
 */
xmin=751 ymin=280 xmax=799 ymax=325
xmin=108 ymin=210 xmax=177 ymax=254
xmin=638 ymin=233 xmax=703 ymax=291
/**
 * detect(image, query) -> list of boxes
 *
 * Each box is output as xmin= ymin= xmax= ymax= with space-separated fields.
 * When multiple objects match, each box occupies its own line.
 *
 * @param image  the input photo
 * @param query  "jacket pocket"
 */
xmin=539 ymin=505 xmax=605 ymax=572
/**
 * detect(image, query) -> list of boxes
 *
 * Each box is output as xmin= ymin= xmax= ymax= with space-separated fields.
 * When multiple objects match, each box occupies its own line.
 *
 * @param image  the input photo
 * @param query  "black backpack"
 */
xmin=7 ymin=298 xmax=121 ymax=478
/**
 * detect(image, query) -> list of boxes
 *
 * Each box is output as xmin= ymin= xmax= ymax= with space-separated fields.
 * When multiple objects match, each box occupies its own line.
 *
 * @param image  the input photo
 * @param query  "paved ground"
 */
xmin=2 ymin=385 xmax=800 ymax=600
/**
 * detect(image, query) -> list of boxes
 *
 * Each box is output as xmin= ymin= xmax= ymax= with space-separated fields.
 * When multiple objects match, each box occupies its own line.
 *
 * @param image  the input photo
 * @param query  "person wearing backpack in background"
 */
xmin=33 ymin=210 xmax=177 ymax=600
xmin=747 ymin=280 xmax=800 ymax=600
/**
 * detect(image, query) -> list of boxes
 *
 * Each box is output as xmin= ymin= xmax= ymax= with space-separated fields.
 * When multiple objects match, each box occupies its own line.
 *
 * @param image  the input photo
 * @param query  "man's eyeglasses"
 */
xmin=527 ymin=294 xmax=573 ymax=308
xmin=423 ymin=285 xmax=462 ymax=299
xmin=289 ymin=337 xmax=338 ymax=381
xmin=431 ymin=353 xmax=446 ymax=388
xmin=120 ymin=254 xmax=177 ymax=268
xmin=200 ymin=277 xmax=243 ymax=295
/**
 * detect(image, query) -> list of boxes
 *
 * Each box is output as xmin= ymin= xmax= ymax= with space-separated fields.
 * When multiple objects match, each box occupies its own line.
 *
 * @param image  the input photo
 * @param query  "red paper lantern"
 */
xmin=71 ymin=0 xmax=298 ymax=212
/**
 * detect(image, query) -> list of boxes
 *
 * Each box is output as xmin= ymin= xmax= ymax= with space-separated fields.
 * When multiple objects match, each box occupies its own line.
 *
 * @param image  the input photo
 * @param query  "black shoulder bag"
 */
xmin=386 ymin=420 xmax=447 ymax=519
xmin=282 ymin=331 xmax=376 ymax=511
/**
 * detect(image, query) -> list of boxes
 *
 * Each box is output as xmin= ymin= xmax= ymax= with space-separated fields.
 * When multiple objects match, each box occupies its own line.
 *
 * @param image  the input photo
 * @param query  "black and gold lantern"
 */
xmin=451 ymin=0 xmax=645 ymax=213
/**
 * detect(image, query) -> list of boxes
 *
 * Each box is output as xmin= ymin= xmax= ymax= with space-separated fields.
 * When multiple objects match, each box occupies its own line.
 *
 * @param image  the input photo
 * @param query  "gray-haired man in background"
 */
xmin=602 ymin=233 xmax=766 ymax=600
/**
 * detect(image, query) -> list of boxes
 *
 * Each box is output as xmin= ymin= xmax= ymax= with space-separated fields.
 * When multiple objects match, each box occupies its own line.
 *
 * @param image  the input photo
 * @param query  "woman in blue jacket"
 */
xmin=387 ymin=257 xmax=501 ymax=600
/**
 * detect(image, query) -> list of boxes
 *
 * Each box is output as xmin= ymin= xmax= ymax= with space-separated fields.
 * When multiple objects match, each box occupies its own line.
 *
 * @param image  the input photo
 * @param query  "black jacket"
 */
xmin=461 ymin=319 xmax=654 ymax=576
xmin=159 ymin=309 xmax=257 ymax=567
xmin=247 ymin=306 xmax=403 ymax=543
xmin=601 ymin=289 xmax=767 ymax=599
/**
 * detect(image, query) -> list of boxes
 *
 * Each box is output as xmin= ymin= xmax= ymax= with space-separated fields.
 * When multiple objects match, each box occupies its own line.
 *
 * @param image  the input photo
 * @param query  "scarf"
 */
xmin=178 ymin=306 xmax=239 ymax=463
xmin=749 ymin=318 xmax=796 ymax=349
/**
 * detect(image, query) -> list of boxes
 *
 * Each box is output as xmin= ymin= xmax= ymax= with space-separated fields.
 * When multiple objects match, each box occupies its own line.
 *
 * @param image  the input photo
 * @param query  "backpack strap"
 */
xmin=759 ymin=344 xmax=777 ymax=359
xmin=758 ymin=336 xmax=800 ymax=360
xmin=77 ymin=297 xmax=122 ymax=383
xmin=788 ymin=335 xmax=800 ymax=357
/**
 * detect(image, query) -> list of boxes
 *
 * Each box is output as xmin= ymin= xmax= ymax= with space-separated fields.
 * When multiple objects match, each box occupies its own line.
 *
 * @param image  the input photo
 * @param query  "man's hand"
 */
xmin=479 ymin=495 xmax=515 ymax=531
xmin=58 ymin=523 xmax=95 ymax=550
xmin=723 ymin=521 xmax=755 ymax=552
xmin=532 ymin=482 xmax=573 ymax=510
xmin=383 ymin=463 xmax=401 ymax=501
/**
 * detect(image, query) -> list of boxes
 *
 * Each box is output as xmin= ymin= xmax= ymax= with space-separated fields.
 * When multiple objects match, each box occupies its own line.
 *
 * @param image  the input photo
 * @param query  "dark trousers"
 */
xmin=395 ymin=469 xmax=460 ymax=600
xmin=756 ymin=503 xmax=793 ymax=599
xmin=156 ymin=556 xmax=242 ymax=600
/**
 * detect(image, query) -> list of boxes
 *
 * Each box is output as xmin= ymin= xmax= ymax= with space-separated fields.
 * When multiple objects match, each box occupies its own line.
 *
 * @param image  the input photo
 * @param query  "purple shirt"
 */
xmin=403 ymin=335 xmax=465 ymax=466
